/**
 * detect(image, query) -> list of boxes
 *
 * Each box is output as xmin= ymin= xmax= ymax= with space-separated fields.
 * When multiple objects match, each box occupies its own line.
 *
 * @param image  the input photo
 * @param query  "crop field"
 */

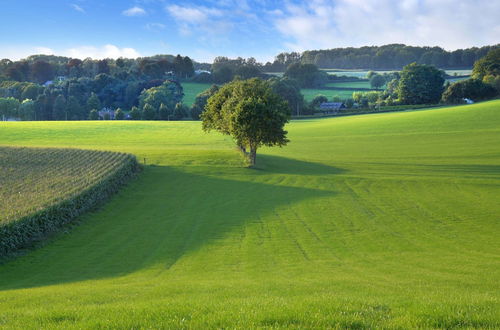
xmin=0 ymin=147 xmax=133 ymax=225
xmin=181 ymin=82 xmax=212 ymax=106
xmin=0 ymin=100 xmax=499 ymax=328
xmin=0 ymin=147 xmax=138 ymax=254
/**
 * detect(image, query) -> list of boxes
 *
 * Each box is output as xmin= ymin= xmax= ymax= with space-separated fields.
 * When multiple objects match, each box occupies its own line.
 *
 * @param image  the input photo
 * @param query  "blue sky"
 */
xmin=1 ymin=0 xmax=499 ymax=63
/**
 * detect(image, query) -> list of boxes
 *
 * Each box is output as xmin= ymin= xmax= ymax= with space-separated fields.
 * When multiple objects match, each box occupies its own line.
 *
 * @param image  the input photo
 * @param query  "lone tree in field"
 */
xmin=201 ymin=78 xmax=290 ymax=166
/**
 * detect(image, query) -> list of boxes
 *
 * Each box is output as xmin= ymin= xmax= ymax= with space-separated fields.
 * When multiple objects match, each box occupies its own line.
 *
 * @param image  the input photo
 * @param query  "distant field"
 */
xmin=0 ymin=100 xmax=498 ymax=328
xmin=325 ymin=81 xmax=372 ymax=89
xmin=182 ymin=82 xmax=212 ymax=106
xmin=301 ymin=88 xmax=356 ymax=101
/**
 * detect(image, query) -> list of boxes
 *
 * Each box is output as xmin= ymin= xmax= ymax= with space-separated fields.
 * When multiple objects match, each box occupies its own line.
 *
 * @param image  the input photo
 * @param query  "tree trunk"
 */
xmin=249 ymin=146 xmax=257 ymax=167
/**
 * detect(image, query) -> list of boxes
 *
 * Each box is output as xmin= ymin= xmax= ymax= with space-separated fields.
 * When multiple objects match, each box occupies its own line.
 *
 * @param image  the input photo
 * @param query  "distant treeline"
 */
xmin=263 ymin=44 xmax=500 ymax=71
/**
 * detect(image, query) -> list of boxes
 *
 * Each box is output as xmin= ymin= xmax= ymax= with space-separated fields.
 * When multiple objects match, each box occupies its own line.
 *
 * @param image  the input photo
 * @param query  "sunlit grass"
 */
xmin=0 ymin=100 xmax=498 ymax=328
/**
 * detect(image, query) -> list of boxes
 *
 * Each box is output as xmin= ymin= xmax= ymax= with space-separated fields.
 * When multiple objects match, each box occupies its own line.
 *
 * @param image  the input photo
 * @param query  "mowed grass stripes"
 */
xmin=0 ymin=100 xmax=498 ymax=328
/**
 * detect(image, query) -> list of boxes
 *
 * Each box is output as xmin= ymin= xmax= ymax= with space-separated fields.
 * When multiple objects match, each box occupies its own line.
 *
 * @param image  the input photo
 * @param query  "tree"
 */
xmin=159 ymin=103 xmax=170 ymax=120
xmin=88 ymin=109 xmax=99 ymax=120
xmin=310 ymin=95 xmax=328 ymax=108
xmin=268 ymin=77 xmax=307 ymax=115
xmin=370 ymin=74 xmax=385 ymax=90
xmin=52 ymin=94 xmax=67 ymax=120
xmin=130 ymin=106 xmax=141 ymax=120
xmin=31 ymin=61 xmax=55 ymax=83
xmin=397 ymin=63 xmax=445 ymax=104
xmin=139 ymin=81 xmax=183 ymax=114
xmin=201 ymin=78 xmax=290 ymax=166
xmin=472 ymin=48 xmax=500 ymax=80
xmin=87 ymin=92 xmax=101 ymax=112
xmin=190 ymin=85 xmax=219 ymax=120
xmin=173 ymin=103 xmax=187 ymax=120
xmin=115 ymin=108 xmax=124 ymax=120
xmin=19 ymin=99 xmax=35 ymax=120
xmin=284 ymin=63 xmax=325 ymax=88
xmin=142 ymin=103 xmax=156 ymax=120
xmin=0 ymin=97 xmax=20 ymax=120
xmin=441 ymin=79 xmax=496 ymax=103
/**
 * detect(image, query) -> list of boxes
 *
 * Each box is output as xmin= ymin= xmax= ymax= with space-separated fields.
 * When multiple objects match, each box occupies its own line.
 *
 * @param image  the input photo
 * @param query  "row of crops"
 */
xmin=0 ymin=147 xmax=140 ymax=256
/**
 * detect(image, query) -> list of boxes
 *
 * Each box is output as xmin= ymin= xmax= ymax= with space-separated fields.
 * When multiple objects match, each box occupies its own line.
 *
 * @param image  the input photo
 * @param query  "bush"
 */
xmin=441 ymin=79 xmax=497 ymax=103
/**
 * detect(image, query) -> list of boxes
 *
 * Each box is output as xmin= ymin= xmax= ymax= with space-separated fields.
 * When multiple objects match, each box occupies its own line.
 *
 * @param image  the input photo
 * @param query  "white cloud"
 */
xmin=0 ymin=46 xmax=54 ymax=60
xmin=145 ymin=23 xmax=166 ymax=31
xmin=71 ymin=4 xmax=85 ymax=13
xmin=166 ymin=4 xmax=229 ymax=36
xmin=64 ymin=45 xmax=141 ymax=59
xmin=275 ymin=0 xmax=500 ymax=51
xmin=122 ymin=6 xmax=147 ymax=16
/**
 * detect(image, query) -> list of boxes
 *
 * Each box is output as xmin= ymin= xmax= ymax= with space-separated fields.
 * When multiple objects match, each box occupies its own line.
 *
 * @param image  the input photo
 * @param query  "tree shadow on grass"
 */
xmin=0 ymin=155 xmax=344 ymax=291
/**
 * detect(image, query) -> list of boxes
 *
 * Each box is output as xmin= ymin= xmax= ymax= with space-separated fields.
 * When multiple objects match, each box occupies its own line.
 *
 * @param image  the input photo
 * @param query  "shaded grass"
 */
xmin=0 ymin=100 xmax=499 ymax=328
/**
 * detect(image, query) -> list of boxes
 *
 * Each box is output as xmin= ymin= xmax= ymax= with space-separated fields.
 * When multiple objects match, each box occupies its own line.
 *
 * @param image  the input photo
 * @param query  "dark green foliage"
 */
xmin=397 ymin=63 xmax=445 ymax=104
xmin=115 ymin=108 xmax=124 ymax=120
xmin=268 ymin=78 xmax=307 ymax=116
xmin=88 ymin=109 xmax=99 ymax=120
xmin=87 ymin=92 xmax=101 ymax=112
xmin=284 ymin=63 xmax=326 ymax=88
xmin=0 ymin=97 xmax=20 ymax=119
xmin=441 ymin=79 xmax=497 ymax=103
xmin=172 ymin=103 xmax=188 ymax=120
xmin=129 ymin=106 xmax=141 ymax=120
xmin=472 ymin=48 xmax=500 ymax=80
xmin=190 ymin=85 xmax=219 ymax=120
xmin=158 ymin=103 xmax=170 ymax=120
xmin=0 ymin=147 xmax=140 ymax=257
xmin=52 ymin=95 xmax=67 ymax=120
xmin=202 ymin=78 xmax=290 ymax=166
xmin=370 ymin=74 xmax=386 ymax=90
xmin=311 ymin=95 xmax=328 ymax=108
xmin=142 ymin=103 xmax=156 ymax=120
xmin=139 ymin=81 xmax=183 ymax=116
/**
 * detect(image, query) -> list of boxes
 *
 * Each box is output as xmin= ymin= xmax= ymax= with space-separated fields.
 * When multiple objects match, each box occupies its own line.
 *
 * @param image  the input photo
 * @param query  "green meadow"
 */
xmin=181 ymin=82 xmax=212 ymax=106
xmin=0 ymin=100 xmax=499 ymax=328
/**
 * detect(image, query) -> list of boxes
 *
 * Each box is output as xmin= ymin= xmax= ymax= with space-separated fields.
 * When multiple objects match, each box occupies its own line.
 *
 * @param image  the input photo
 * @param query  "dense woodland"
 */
xmin=0 ymin=44 xmax=498 ymax=121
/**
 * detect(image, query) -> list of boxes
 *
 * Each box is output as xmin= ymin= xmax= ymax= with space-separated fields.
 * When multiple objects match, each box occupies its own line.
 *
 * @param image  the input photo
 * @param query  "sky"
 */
xmin=1 ymin=0 xmax=499 ymax=63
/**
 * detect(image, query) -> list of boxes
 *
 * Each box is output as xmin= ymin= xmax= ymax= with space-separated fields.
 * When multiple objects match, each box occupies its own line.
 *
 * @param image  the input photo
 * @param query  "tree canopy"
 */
xmin=397 ymin=63 xmax=445 ymax=104
xmin=201 ymin=78 xmax=290 ymax=166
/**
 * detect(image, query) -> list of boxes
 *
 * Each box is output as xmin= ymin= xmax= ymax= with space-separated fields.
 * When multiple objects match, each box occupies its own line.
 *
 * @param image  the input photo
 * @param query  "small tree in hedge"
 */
xmin=129 ymin=106 xmax=141 ymax=120
xmin=142 ymin=103 xmax=156 ymax=120
xmin=88 ymin=109 xmax=99 ymax=120
xmin=115 ymin=108 xmax=124 ymax=120
xmin=201 ymin=78 xmax=290 ymax=166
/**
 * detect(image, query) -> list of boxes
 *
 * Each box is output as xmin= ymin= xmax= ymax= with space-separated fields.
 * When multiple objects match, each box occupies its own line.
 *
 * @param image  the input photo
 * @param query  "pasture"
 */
xmin=181 ymin=82 xmax=212 ymax=106
xmin=0 ymin=100 xmax=498 ymax=328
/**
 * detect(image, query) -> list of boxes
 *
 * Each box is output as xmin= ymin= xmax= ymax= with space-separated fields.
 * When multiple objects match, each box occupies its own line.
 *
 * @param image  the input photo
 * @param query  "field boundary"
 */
xmin=0 ymin=149 xmax=141 ymax=258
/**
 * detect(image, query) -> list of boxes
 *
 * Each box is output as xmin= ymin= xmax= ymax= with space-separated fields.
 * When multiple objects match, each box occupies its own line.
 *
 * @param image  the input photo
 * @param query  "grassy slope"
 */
xmin=0 ymin=101 xmax=499 ymax=328
xmin=182 ymin=82 xmax=212 ymax=106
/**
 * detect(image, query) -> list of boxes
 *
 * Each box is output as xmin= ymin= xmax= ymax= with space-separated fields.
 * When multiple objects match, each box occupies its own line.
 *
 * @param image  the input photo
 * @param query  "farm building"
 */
xmin=319 ymin=102 xmax=347 ymax=114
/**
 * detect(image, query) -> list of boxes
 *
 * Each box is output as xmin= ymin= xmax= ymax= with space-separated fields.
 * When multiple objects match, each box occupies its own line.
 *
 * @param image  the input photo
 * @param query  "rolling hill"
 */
xmin=0 ymin=100 xmax=498 ymax=328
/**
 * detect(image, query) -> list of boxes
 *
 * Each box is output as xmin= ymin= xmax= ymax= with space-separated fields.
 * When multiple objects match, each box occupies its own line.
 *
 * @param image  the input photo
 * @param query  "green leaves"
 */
xmin=201 ymin=78 xmax=290 ymax=165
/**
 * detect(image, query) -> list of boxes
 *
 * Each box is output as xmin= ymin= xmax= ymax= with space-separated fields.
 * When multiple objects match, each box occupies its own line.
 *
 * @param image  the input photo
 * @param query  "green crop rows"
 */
xmin=0 ymin=147 xmax=139 ymax=256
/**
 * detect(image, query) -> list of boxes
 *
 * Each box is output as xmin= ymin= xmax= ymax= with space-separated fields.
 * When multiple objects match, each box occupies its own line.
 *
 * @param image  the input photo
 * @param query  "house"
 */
xmin=98 ymin=108 xmax=115 ymax=120
xmin=319 ymin=102 xmax=347 ymax=114
xmin=195 ymin=69 xmax=211 ymax=75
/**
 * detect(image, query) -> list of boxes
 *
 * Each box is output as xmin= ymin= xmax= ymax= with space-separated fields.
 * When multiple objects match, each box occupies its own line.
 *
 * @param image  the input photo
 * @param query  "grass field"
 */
xmin=182 ymin=82 xmax=212 ymax=106
xmin=301 ymin=88 xmax=356 ymax=101
xmin=0 ymin=100 xmax=499 ymax=328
